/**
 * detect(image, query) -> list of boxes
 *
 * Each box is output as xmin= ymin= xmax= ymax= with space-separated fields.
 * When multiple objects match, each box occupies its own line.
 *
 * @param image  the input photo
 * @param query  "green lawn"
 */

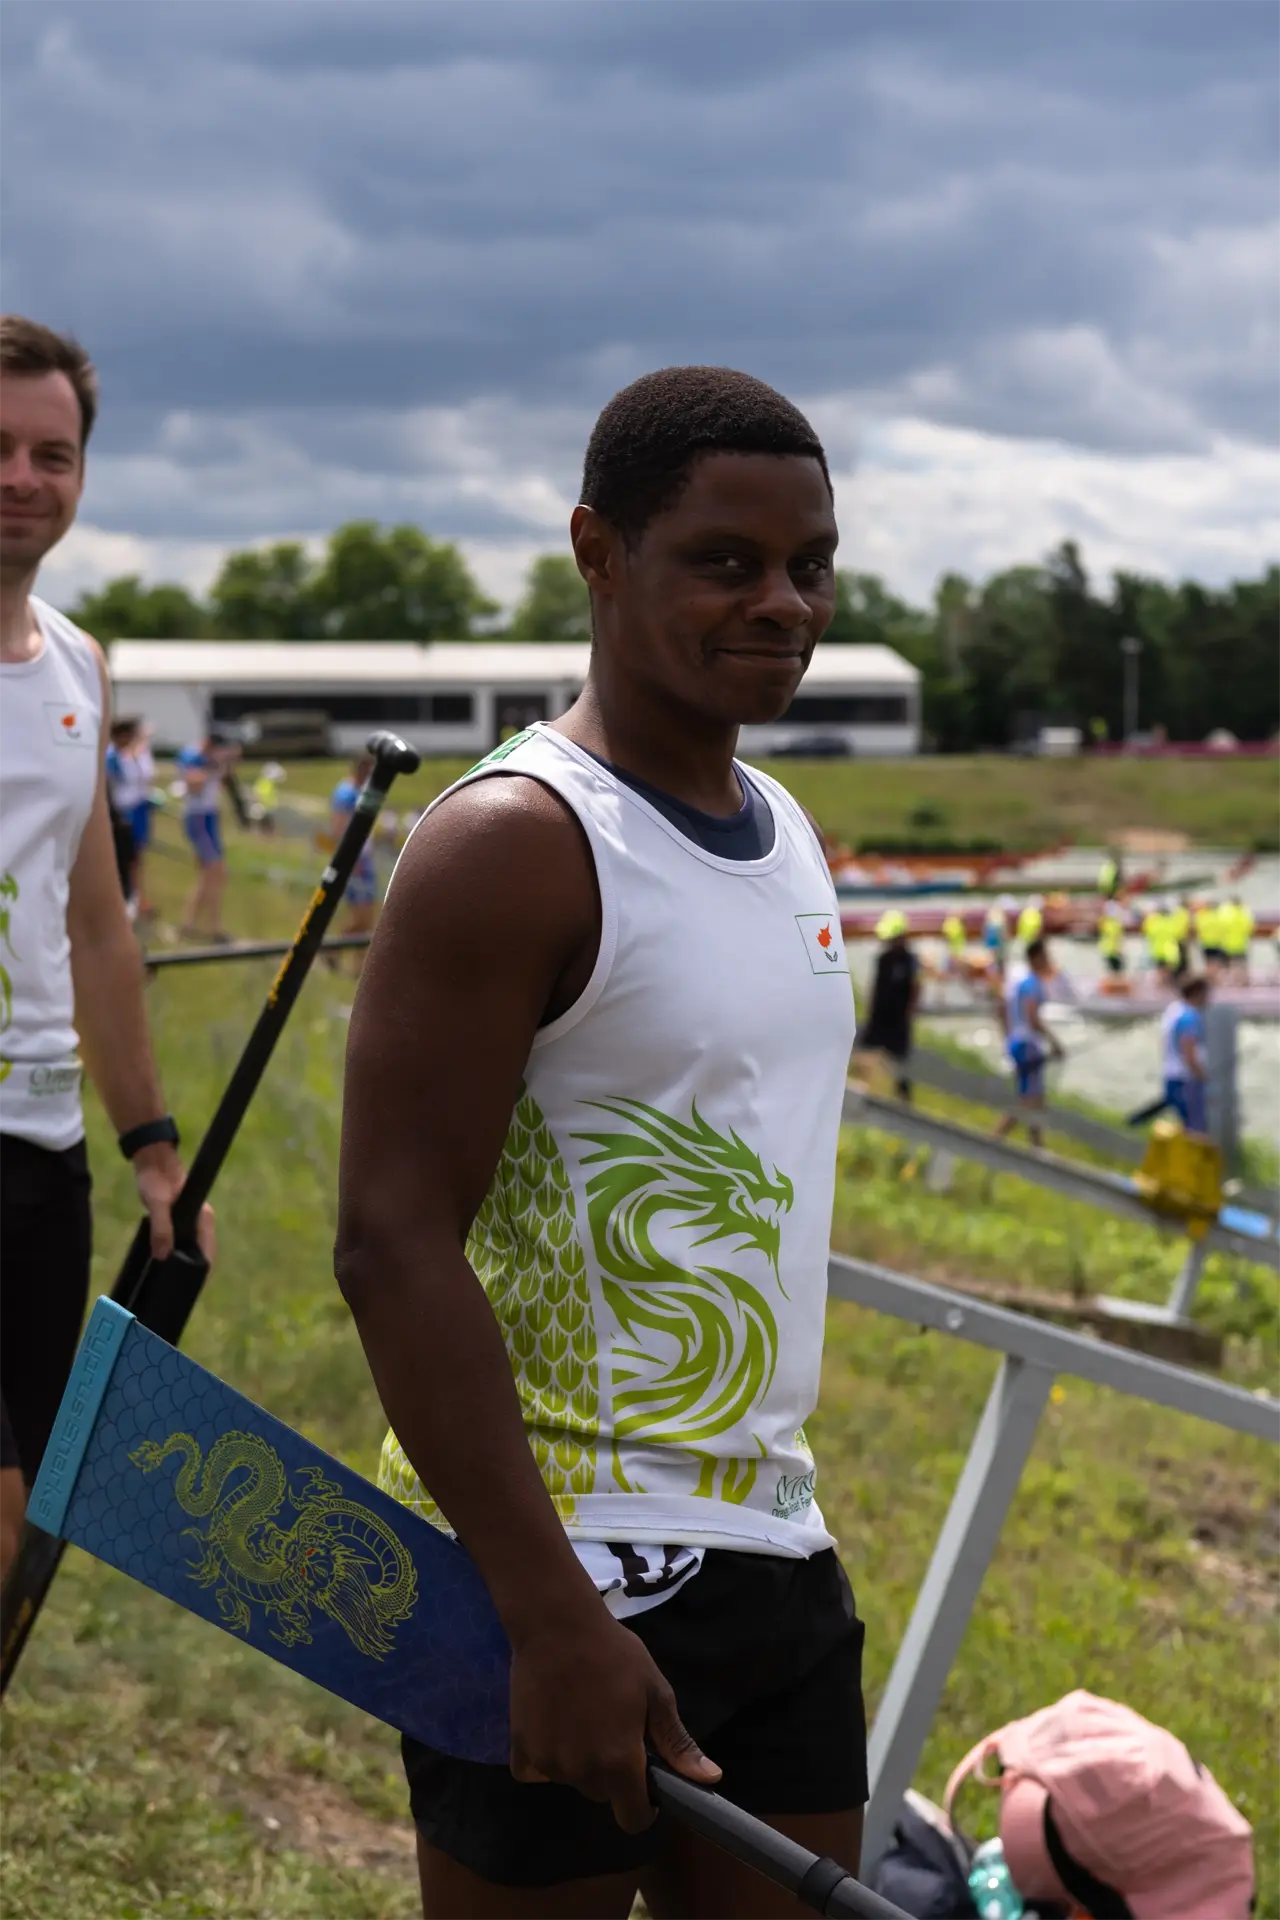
xmin=236 ymin=751 xmax=1280 ymax=850
xmin=2 ymin=813 xmax=1275 ymax=1917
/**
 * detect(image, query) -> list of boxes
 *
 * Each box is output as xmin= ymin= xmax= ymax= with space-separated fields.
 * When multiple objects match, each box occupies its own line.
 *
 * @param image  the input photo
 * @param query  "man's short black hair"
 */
xmin=1026 ymin=937 xmax=1049 ymax=965
xmin=580 ymin=366 xmax=831 ymax=545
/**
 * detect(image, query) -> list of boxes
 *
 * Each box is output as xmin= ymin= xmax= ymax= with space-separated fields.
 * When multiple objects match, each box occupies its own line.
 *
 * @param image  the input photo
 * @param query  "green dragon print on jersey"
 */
xmin=379 ymin=1087 xmax=600 ymax=1525
xmin=573 ymin=1097 xmax=794 ymax=1503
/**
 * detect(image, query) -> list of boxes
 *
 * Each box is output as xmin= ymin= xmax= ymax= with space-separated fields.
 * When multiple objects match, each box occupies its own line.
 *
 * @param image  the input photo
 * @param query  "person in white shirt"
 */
xmin=0 ymin=314 xmax=213 ymax=1576
xmin=339 ymin=367 xmax=864 ymax=1916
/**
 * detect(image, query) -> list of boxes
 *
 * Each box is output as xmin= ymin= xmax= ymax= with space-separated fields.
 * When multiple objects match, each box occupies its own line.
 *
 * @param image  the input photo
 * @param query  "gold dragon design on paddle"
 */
xmin=130 ymin=1429 xmax=417 ymax=1659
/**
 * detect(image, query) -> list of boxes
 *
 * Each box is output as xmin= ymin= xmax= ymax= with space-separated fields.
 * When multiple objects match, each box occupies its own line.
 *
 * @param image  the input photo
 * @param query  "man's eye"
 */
xmin=795 ymin=556 xmax=831 ymax=577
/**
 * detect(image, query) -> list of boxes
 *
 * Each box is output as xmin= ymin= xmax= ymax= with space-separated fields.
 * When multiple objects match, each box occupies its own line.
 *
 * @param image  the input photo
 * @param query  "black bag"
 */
xmin=871 ymin=1790 xmax=977 ymax=1919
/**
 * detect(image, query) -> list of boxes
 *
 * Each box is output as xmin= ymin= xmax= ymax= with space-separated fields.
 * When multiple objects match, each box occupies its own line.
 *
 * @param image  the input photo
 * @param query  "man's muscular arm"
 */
xmin=335 ymin=777 xmax=719 ymax=1830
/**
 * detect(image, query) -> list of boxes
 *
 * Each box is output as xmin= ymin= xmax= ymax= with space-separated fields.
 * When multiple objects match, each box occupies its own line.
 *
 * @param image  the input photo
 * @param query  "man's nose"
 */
xmin=0 ymin=449 xmax=40 ymax=492
xmin=749 ymin=567 xmax=811 ymax=629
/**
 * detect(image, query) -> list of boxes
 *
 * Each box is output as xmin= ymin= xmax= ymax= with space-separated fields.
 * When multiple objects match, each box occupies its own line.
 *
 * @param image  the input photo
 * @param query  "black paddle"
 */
xmin=0 ymin=731 xmax=420 ymax=1692
xmin=649 ymin=1765 xmax=909 ymax=1917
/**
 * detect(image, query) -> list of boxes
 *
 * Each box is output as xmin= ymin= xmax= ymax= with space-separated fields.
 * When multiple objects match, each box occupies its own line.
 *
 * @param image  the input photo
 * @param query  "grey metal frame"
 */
xmin=826 ymin=1250 xmax=1280 ymax=1868
xmin=905 ymin=1035 xmax=1277 ymax=1221
xmin=907 ymin=1044 xmax=1151 ymax=1162
xmin=842 ymin=1086 xmax=1279 ymax=1275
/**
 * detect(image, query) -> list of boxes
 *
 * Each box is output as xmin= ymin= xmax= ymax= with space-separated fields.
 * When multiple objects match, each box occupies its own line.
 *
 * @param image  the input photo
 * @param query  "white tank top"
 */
xmin=0 ymin=597 xmax=103 ymax=1149
xmin=380 ymin=725 xmax=857 ymax=1558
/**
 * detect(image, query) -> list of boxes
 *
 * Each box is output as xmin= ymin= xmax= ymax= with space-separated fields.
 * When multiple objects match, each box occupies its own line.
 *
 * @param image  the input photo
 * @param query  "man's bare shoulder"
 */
xmin=402 ymin=773 xmax=580 ymax=861
xmin=388 ymin=773 xmax=594 ymax=925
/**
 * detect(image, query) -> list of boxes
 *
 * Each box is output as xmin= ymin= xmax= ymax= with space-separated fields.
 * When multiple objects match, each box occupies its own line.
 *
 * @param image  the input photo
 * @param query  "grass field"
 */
xmin=2 ymin=809 xmax=1277 ymax=1919
xmin=259 ymin=750 xmax=1280 ymax=851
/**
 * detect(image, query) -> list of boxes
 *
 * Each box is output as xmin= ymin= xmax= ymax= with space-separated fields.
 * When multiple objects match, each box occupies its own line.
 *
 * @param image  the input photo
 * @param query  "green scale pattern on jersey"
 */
xmin=378 ymin=1088 xmax=600 ymax=1526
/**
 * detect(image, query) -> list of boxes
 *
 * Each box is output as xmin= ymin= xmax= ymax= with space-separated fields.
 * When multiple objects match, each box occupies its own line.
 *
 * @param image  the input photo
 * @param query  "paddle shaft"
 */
xmin=649 ymin=1766 xmax=909 ymax=1919
xmin=0 ymin=733 xmax=419 ymax=1692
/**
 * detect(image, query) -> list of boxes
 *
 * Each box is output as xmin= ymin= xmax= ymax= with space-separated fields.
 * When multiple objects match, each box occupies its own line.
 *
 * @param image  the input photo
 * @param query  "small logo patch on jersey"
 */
xmin=44 ymin=703 xmax=92 ymax=747
xmin=795 ymin=912 xmax=848 ymax=975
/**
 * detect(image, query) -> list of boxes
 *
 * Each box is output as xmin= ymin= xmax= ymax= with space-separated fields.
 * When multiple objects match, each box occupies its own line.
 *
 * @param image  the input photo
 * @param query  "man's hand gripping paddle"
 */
xmin=0 ymin=732 xmax=421 ymax=1694
xmin=25 ymin=1301 xmax=907 ymax=1919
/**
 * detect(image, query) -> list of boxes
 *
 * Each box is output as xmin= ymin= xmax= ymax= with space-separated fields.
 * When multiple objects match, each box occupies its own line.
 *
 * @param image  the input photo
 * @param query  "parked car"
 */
xmin=235 ymin=709 xmax=334 ymax=758
xmin=770 ymin=733 xmax=852 ymax=759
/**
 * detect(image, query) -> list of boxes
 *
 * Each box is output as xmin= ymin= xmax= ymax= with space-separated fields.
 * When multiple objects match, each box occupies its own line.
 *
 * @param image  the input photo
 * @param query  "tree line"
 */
xmin=73 ymin=522 xmax=1278 ymax=746
xmin=72 ymin=524 xmax=587 ymax=651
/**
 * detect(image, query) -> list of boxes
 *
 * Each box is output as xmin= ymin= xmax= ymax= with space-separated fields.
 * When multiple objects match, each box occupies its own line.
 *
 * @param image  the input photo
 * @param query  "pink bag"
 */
xmin=944 ymin=1690 xmax=1254 ymax=1919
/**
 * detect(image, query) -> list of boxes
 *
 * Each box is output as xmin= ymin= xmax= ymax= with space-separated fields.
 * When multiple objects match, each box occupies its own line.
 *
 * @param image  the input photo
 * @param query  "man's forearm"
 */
xmin=337 ymin=1234 xmax=606 ymax=1647
xmin=71 ymin=925 xmax=168 ymax=1134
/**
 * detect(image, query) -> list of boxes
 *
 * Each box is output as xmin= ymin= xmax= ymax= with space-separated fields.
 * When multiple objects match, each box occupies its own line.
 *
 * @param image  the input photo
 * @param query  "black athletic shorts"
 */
xmin=403 ymin=1546 xmax=867 ymax=1888
xmin=0 ymin=1133 xmax=93 ymax=1487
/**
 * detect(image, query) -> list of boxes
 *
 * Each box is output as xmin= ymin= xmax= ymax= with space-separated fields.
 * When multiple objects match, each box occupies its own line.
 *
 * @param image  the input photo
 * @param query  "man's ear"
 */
xmin=570 ymin=505 xmax=621 ymax=600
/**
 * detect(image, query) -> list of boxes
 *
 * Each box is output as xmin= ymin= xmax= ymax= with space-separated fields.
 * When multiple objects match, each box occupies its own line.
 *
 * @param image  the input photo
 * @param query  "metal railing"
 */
xmin=141 ymin=933 xmax=373 ymax=970
xmin=827 ymin=1250 xmax=1280 ymax=1869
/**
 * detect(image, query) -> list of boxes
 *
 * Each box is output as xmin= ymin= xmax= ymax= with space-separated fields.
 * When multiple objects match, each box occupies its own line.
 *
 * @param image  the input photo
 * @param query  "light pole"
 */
xmin=1121 ymin=635 xmax=1142 ymax=744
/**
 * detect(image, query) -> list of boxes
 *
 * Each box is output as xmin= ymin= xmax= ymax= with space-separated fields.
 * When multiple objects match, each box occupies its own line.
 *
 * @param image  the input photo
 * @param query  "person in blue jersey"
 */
xmin=1161 ymin=976 xmax=1210 ymax=1135
xmin=995 ymin=937 xmax=1063 ymax=1148
xmin=176 ymin=728 xmax=236 ymax=942
xmin=104 ymin=719 xmax=139 ymax=909
xmin=105 ymin=715 xmax=157 ymax=915
xmin=328 ymin=754 xmax=378 ymax=970
xmin=338 ymin=368 xmax=864 ymax=1917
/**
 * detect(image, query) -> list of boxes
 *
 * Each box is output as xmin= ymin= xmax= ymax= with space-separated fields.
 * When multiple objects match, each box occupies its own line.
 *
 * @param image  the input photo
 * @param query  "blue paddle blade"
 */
xmin=29 ymin=1297 xmax=510 ymax=1764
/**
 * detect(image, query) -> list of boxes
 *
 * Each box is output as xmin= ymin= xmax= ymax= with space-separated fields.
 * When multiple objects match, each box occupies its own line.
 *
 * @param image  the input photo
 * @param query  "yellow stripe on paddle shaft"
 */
xmin=267 ymin=882 xmax=329 ymax=1009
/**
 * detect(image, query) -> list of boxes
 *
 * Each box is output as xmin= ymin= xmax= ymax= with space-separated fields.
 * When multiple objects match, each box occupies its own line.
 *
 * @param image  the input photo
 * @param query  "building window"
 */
xmin=211 ymin=690 xmax=474 ymax=724
xmin=427 ymin=693 xmax=473 ymax=723
xmin=781 ymin=693 xmax=909 ymax=725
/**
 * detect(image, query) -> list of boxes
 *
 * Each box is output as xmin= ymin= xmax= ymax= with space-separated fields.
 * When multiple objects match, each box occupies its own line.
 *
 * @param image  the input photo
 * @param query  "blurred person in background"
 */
xmin=1015 ymin=894 xmax=1043 ymax=949
xmin=176 ymin=727 xmax=236 ymax=942
xmin=995 ymin=936 xmax=1064 ymax=1148
xmin=940 ymin=911 xmax=967 ymax=983
xmin=1170 ymin=895 xmax=1192 ymax=976
xmin=104 ymin=718 xmax=138 ymax=913
xmin=328 ymin=754 xmax=379 ymax=970
xmin=859 ymin=910 xmax=920 ymax=1100
xmin=1161 ymin=975 xmax=1210 ymax=1135
xmin=250 ymin=759 xmax=284 ymax=834
xmin=1222 ymin=895 xmax=1254 ymax=985
xmin=0 ymin=314 xmax=212 ymax=1575
xmin=1096 ymin=899 xmax=1126 ymax=982
xmin=105 ymin=715 xmax=157 ymax=915
xmin=1195 ymin=895 xmax=1226 ymax=974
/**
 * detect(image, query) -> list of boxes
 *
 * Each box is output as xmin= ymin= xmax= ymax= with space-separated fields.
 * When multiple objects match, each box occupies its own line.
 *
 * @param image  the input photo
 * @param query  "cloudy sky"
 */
xmin=5 ymin=0 xmax=1277 ymax=612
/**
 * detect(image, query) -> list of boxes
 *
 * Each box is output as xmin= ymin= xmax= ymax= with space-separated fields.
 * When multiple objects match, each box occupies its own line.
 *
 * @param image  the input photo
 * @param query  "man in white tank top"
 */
xmin=0 ymin=316 xmax=212 ymax=1575
xmin=338 ymin=369 xmax=864 ymax=1915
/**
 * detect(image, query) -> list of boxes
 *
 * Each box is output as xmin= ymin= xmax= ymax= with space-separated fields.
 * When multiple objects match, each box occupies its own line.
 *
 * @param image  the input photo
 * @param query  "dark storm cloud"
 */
xmin=3 ymin=0 xmax=1276 ymax=547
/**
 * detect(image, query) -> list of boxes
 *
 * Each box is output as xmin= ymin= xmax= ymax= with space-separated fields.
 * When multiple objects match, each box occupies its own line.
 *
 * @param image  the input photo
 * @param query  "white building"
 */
xmin=109 ymin=640 xmax=920 ymax=758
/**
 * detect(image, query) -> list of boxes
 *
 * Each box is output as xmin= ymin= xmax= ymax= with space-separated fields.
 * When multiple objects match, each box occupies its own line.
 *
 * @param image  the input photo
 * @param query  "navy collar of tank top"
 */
xmin=580 ymin=748 xmax=776 ymax=860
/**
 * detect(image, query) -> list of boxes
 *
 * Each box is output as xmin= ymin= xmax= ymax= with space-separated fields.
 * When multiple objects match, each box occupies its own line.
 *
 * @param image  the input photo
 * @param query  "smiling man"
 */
xmin=338 ymin=367 xmax=863 ymax=1918
xmin=0 ymin=315 xmax=209 ymax=1577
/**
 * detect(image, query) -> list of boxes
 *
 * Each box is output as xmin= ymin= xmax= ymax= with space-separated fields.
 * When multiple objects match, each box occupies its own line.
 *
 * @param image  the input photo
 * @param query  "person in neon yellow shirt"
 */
xmin=940 ymin=912 xmax=966 ymax=981
xmin=1016 ymin=898 xmax=1043 ymax=947
xmin=1222 ymin=896 xmax=1254 ymax=982
xmin=1142 ymin=903 xmax=1177 ymax=979
xmin=1194 ymin=898 xmax=1224 ymax=970
xmin=1097 ymin=905 xmax=1125 ymax=978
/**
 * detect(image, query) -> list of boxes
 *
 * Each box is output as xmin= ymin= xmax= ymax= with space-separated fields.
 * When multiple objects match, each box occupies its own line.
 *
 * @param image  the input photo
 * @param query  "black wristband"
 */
xmin=118 ymin=1116 xmax=180 ymax=1160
